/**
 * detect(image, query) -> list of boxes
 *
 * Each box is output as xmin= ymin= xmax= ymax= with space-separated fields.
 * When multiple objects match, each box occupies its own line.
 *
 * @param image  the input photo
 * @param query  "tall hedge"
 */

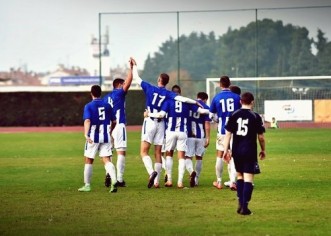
xmin=0 ymin=90 xmax=145 ymax=126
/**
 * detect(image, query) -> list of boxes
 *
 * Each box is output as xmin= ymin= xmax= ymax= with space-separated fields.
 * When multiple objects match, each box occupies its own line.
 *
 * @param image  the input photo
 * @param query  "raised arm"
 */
xmin=131 ymin=58 xmax=142 ymax=85
xmin=122 ymin=59 xmax=134 ymax=92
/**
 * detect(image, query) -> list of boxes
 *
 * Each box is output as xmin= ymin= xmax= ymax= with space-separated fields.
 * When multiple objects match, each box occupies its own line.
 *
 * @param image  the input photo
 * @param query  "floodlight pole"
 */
xmin=177 ymin=11 xmax=180 ymax=86
xmin=98 ymin=13 xmax=102 ymax=86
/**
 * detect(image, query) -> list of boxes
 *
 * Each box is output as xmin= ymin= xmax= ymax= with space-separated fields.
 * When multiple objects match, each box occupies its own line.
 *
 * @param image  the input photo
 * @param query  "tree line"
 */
xmin=140 ymin=19 xmax=331 ymax=93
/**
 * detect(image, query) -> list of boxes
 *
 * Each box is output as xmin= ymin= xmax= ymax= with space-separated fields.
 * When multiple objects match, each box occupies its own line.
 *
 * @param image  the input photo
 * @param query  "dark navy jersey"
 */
xmin=225 ymin=108 xmax=265 ymax=161
xmin=83 ymin=98 xmax=115 ymax=143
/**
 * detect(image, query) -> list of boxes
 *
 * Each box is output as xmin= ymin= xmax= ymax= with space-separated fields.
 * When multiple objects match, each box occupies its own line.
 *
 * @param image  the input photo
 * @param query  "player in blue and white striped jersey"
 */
xmin=103 ymin=59 xmax=133 ymax=187
xmin=209 ymin=76 xmax=241 ymax=190
xmin=131 ymin=58 xmax=202 ymax=188
xmin=146 ymin=85 xmax=209 ymax=188
xmin=185 ymin=92 xmax=212 ymax=187
xmin=78 ymin=85 xmax=118 ymax=193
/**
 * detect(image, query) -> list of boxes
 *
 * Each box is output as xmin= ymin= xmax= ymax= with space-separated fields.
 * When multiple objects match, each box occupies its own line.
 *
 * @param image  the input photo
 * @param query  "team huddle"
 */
xmin=78 ymin=57 xmax=266 ymax=215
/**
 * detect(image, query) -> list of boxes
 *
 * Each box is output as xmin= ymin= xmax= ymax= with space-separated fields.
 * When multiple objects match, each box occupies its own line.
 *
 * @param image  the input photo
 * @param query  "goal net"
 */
xmin=206 ymin=76 xmax=331 ymax=128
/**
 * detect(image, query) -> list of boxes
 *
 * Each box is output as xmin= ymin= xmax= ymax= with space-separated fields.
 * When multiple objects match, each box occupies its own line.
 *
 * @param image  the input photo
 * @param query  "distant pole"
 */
xmin=98 ymin=13 xmax=102 ymax=86
xmin=177 ymin=11 xmax=180 ymax=86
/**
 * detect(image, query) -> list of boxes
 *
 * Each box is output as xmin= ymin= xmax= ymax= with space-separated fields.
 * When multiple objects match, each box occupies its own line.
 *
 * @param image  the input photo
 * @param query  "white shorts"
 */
xmin=84 ymin=142 xmax=112 ymax=159
xmin=186 ymin=137 xmax=205 ymax=158
xmin=216 ymin=134 xmax=225 ymax=151
xmin=165 ymin=131 xmax=187 ymax=152
xmin=112 ymin=123 xmax=127 ymax=150
xmin=141 ymin=118 xmax=165 ymax=145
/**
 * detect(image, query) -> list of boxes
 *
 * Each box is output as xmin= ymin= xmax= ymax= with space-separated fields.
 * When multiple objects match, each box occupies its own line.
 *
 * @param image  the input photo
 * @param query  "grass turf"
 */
xmin=0 ymin=128 xmax=330 ymax=235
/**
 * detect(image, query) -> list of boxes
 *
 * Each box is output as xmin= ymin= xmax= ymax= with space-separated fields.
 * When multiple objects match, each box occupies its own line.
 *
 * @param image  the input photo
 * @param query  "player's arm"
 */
xmin=204 ymin=120 xmax=211 ymax=148
xmin=131 ymin=58 xmax=143 ymax=85
xmin=197 ymin=107 xmax=209 ymax=114
xmin=122 ymin=58 xmax=134 ymax=92
xmin=258 ymin=133 xmax=266 ymax=160
xmin=84 ymin=119 xmax=92 ymax=143
xmin=144 ymin=110 xmax=167 ymax=118
xmin=222 ymin=130 xmax=232 ymax=162
xmin=209 ymin=112 xmax=219 ymax=123
xmin=175 ymin=96 xmax=203 ymax=108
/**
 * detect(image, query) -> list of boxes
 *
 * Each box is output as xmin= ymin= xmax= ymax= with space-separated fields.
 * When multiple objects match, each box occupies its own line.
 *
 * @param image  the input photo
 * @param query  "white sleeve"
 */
xmin=132 ymin=65 xmax=142 ymax=85
xmin=197 ymin=107 xmax=210 ymax=114
xmin=148 ymin=110 xmax=167 ymax=118
xmin=174 ymin=95 xmax=197 ymax=104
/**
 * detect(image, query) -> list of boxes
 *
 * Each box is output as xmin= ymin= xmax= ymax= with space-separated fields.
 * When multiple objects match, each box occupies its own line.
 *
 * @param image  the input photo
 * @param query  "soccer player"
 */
xmin=103 ymin=59 xmax=133 ymax=187
xmin=209 ymin=76 xmax=241 ymax=189
xmin=223 ymin=92 xmax=266 ymax=215
xmin=145 ymin=85 xmax=209 ymax=188
xmin=131 ymin=58 xmax=202 ymax=188
xmin=78 ymin=85 xmax=118 ymax=193
xmin=185 ymin=92 xmax=211 ymax=186
xmin=224 ymin=85 xmax=242 ymax=190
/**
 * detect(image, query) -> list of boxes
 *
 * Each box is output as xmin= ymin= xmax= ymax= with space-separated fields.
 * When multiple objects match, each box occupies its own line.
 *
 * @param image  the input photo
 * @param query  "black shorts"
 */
xmin=233 ymin=156 xmax=260 ymax=174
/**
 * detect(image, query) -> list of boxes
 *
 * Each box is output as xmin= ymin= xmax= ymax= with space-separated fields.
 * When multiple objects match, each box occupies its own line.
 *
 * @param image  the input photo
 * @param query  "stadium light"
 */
xmin=292 ymin=87 xmax=310 ymax=100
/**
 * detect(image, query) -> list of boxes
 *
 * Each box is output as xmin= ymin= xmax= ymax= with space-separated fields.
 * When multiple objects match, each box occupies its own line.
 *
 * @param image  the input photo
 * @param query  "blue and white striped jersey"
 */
xmin=161 ymin=99 xmax=199 ymax=132
xmin=209 ymin=89 xmax=241 ymax=135
xmin=83 ymin=98 xmax=115 ymax=143
xmin=103 ymin=88 xmax=126 ymax=124
xmin=187 ymin=100 xmax=211 ymax=138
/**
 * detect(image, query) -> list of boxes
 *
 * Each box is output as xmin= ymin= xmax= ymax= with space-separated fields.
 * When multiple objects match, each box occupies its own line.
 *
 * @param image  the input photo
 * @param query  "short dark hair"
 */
xmin=113 ymin=78 xmax=125 ymax=88
xmin=91 ymin=85 xmax=102 ymax=97
xmin=159 ymin=73 xmax=170 ymax=86
xmin=197 ymin=92 xmax=208 ymax=100
xmin=229 ymin=85 xmax=241 ymax=95
xmin=172 ymin=85 xmax=181 ymax=94
xmin=220 ymin=76 xmax=231 ymax=88
xmin=240 ymin=92 xmax=254 ymax=105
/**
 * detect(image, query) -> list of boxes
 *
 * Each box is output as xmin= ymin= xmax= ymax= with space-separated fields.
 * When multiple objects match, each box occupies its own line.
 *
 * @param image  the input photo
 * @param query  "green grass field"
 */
xmin=0 ymin=128 xmax=330 ymax=235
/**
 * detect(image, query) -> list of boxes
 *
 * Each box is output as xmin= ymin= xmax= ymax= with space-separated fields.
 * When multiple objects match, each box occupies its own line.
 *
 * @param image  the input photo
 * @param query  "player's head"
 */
xmin=113 ymin=78 xmax=125 ymax=88
xmin=172 ymin=85 xmax=181 ymax=95
xmin=220 ymin=76 xmax=231 ymax=89
xmin=158 ymin=73 xmax=170 ymax=86
xmin=230 ymin=85 xmax=241 ymax=95
xmin=197 ymin=92 xmax=208 ymax=102
xmin=240 ymin=92 xmax=254 ymax=105
xmin=91 ymin=85 xmax=102 ymax=98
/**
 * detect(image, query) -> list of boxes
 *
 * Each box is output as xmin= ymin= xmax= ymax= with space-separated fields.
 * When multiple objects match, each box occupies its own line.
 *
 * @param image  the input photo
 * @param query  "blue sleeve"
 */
xmin=83 ymin=104 xmax=91 ymax=120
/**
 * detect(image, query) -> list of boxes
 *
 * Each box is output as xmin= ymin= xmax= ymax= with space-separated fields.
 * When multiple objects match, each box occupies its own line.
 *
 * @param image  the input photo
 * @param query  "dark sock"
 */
xmin=236 ymin=179 xmax=244 ymax=210
xmin=243 ymin=182 xmax=253 ymax=210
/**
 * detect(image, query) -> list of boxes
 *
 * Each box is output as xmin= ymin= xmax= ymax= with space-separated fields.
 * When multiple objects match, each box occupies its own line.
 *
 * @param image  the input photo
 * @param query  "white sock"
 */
xmin=154 ymin=163 xmax=162 ymax=184
xmin=84 ymin=164 xmax=93 ymax=185
xmin=178 ymin=159 xmax=185 ymax=185
xmin=215 ymin=157 xmax=224 ymax=182
xmin=165 ymin=156 xmax=173 ymax=182
xmin=105 ymin=162 xmax=117 ymax=184
xmin=142 ymin=156 xmax=154 ymax=175
xmin=195 ymin=160 xmax=202 ymax=178
xmin=229 ymin=158 xmax=237 ymax=183
xmin=161 ymin=156 xmax=166 ymax=170
xmin=116 ymin=154 xmax=125 ymax=182
xmin=185 ymin=158 xmax=194 ymax=174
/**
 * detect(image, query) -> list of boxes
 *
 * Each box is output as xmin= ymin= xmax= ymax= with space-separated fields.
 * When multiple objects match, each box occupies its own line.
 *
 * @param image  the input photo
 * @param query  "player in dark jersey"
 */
xmin=223 ymin=92 xmax=266 ymax=215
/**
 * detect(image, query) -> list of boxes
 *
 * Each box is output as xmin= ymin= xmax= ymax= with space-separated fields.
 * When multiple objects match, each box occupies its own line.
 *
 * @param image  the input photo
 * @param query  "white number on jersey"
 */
xmin=107 ymin=97 xmax=114 ymax=107
xmin=236 ymin=118 xmax=248 ymax=136
xmin=220 ymin=98 xmax=234 ymax=112
xmin=98 ymin=107 xmax=106 ymax=120
xmin=175 ymin=101 xmax=182 ymax=113
xmin=152 ymin=93 xmax=166 ymax=107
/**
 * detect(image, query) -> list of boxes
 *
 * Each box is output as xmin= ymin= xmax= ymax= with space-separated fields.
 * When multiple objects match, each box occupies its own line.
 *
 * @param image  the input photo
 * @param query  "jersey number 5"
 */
xmin=98 ymin=107 xmax=106 ymax=121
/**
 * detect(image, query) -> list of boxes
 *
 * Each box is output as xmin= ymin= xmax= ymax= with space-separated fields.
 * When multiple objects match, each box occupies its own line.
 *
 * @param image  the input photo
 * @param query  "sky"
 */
xmin=1 ymin=0 xmax=331 ymax=75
